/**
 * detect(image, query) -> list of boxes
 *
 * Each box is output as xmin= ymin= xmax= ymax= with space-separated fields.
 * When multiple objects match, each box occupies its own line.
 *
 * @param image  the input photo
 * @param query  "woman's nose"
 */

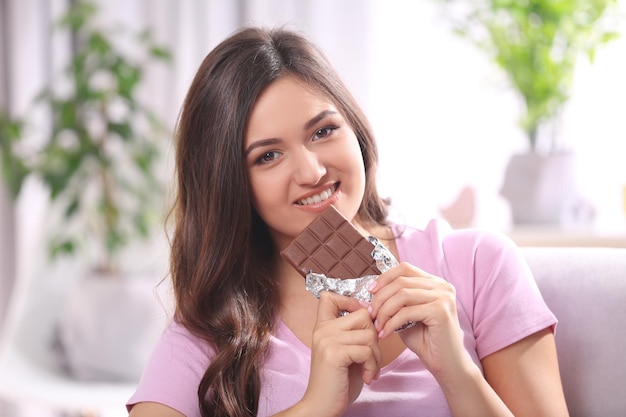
xmin=292 ymin=148 xmax=326 ymax=185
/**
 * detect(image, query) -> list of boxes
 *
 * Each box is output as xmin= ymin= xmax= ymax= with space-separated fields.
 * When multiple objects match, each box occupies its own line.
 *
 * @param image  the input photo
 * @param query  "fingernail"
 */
xmin=367 ymin=305 xmax=373 ymax=316
xmin=378 ymin=329 xmax=385 ymax=338
xmin=374 ymin=319 xmax=379 ymax=330
xmin=358 ymin=299 xmax=369 ymax=309
xmin=367 ymin=281 xmax=377 ymax=292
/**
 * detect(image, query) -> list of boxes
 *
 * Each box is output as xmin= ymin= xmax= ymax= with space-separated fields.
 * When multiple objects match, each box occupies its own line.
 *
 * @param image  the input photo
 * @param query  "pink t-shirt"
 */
xmin=127 ymin=219 xmax=557 ymax=416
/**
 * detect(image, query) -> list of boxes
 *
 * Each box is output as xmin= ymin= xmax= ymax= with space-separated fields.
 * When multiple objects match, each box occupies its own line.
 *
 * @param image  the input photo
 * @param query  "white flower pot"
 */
xmin=500 ymin=152 xmax=592 ymax=226
xmin=53 ymin=270 xmax=165 ymax=382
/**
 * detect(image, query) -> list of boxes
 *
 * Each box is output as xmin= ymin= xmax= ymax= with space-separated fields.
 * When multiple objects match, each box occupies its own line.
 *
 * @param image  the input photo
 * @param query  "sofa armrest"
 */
xmin=523 ymin=247 xmax=626 ymax=417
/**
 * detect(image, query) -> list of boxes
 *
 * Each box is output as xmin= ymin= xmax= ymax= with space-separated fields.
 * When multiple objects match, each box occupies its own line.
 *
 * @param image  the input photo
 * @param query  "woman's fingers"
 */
xmin=316 ymin=290 xmax=364 ymax=322
xmin=303 ymin=291 xmax=383 ymax=414
xmin=370 ymin=262 xmax=435 ymax=291
xmin=349 ymin=346 xmax=380 ymax=384
xmin=372 ymin=279 xmax=457 ymax=336
xmin=369 ymin=263 xmax=452 ymax=322
xmin=363 ymin=262 xmax=467 ymax=376
xmin=311 ymin=291 xmax=382 ymax=389
xmin=316 ymin=292 xmax=382 ymax=368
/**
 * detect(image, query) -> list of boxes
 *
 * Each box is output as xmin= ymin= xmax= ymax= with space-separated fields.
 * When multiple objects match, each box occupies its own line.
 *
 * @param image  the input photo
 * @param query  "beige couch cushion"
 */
xmin=523 ymin=247 xmax=626 ymax=417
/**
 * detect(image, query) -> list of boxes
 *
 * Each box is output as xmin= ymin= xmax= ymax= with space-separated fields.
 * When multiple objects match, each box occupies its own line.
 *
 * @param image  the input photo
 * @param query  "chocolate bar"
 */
xmin=280 ymin=205 xmax=380 ymax=279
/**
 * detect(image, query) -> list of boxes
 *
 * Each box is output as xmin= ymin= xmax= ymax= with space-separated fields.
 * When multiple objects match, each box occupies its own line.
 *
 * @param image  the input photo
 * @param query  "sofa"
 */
xmin=522 ymin=246 xmax=626 ymax=417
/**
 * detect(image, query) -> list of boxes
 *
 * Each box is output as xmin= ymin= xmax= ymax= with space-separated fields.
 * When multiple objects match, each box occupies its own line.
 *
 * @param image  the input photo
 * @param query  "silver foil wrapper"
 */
xmin=306 ymin=273 xmax=379 ymax=304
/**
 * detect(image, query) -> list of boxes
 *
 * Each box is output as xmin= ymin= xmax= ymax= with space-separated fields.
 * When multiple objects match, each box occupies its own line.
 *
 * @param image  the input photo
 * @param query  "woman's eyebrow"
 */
xmin=303 ymin=110 xmax=337 ymax=131
xmin=244 ymin=138 xmax=282 ymax=157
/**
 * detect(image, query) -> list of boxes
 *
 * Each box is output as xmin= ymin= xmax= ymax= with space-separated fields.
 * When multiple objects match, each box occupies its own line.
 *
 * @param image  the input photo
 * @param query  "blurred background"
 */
xmin=0 ymin=0 xmax=625 ymax=416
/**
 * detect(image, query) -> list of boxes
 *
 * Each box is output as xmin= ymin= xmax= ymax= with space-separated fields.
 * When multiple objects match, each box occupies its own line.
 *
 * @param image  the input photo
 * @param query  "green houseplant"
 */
xmin=2 ymin=0 xmax=171 ymax=272
xmin=0 ymin=0 xmax=172 ymax=381
xmin=438 ymin=0 xmax=620 ymax=224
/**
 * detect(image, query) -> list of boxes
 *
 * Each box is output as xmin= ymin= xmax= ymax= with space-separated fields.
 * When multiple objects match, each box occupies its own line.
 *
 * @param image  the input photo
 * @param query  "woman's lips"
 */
xmin=295 ymin=183 xmax=338 ymax=206
xmin=294 ymin=183 xmax=340 ymax=212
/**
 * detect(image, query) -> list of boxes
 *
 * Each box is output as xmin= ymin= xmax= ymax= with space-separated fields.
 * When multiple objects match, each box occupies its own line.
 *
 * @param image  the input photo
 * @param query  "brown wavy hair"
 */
xmin=169 ymin=26 xmax=389 ymax=416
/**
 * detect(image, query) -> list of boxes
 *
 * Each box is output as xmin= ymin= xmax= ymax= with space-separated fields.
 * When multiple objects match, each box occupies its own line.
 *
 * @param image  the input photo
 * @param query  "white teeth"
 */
xmin=298 ymin=185 xmax=336 ymax=206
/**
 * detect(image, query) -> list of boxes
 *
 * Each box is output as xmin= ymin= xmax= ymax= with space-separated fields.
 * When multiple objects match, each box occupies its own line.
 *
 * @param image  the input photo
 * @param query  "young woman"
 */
xmin=127 ymin=26 xmax=569 ymax=417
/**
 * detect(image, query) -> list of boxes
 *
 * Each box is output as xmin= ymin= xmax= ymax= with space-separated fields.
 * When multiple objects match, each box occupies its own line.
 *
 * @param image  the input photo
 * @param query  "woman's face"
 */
xmin=244 ymin=75 xmax=366 ymax=249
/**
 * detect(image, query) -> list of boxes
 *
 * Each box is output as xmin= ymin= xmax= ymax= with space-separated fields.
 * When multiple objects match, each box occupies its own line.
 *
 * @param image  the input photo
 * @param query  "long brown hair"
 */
xmin=169 ymin=26 xmax=389 ymax=416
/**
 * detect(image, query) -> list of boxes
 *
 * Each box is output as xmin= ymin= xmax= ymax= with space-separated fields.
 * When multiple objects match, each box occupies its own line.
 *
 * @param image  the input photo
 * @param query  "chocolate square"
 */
xmin=280 ymin=205 xmax=380 ymax=279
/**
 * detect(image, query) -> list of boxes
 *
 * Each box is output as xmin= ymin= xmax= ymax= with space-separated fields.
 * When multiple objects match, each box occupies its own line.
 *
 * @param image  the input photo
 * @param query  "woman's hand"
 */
xmin=299 ymin=291 xmax=381 ymax=416
xmin=367 ymin=262 xmax=468 ymax=380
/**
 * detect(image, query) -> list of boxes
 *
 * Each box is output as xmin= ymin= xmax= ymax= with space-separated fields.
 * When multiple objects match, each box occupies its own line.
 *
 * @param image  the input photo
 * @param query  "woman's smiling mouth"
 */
xmin=295 ymin=183 xmax=338 ymax=206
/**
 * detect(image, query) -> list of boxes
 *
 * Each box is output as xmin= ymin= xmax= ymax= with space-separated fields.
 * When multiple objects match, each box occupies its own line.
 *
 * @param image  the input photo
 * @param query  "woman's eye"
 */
xmin=313 ymin=126 xmax=338 ymax=141
xmin=256 ymin=151 xmax=280 ymax=164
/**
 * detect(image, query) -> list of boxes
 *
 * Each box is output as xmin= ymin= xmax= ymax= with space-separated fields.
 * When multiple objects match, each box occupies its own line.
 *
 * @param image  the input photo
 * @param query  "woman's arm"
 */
xmin=369 ymin=261 xmax=570 ymax=416
xmin=369 ymin=257 xmax=569 ymax=415
xmin=128 ymin=401 xmax=186 ymax=417
xmin=431 ymin=328 xmax=570 ymax=417
xmin=482 ymin=327 xmax=569 ymax=417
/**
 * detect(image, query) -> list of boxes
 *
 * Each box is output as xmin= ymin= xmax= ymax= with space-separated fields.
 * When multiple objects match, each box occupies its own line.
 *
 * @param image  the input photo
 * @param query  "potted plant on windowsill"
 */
xmin=437 ymin=0 xmax=620 ymax=225
xmin=1 ymin=0 xmax=171 ymax=381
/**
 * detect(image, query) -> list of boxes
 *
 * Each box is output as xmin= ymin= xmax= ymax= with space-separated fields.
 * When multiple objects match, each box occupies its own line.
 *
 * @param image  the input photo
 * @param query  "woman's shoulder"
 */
xmin=392 ymin=218 xmax=519 ymax=266
xmin=126 ymin=320 xmax=215 ymax=417
xmin=155 ymin=319 xmax=217 ymax=363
